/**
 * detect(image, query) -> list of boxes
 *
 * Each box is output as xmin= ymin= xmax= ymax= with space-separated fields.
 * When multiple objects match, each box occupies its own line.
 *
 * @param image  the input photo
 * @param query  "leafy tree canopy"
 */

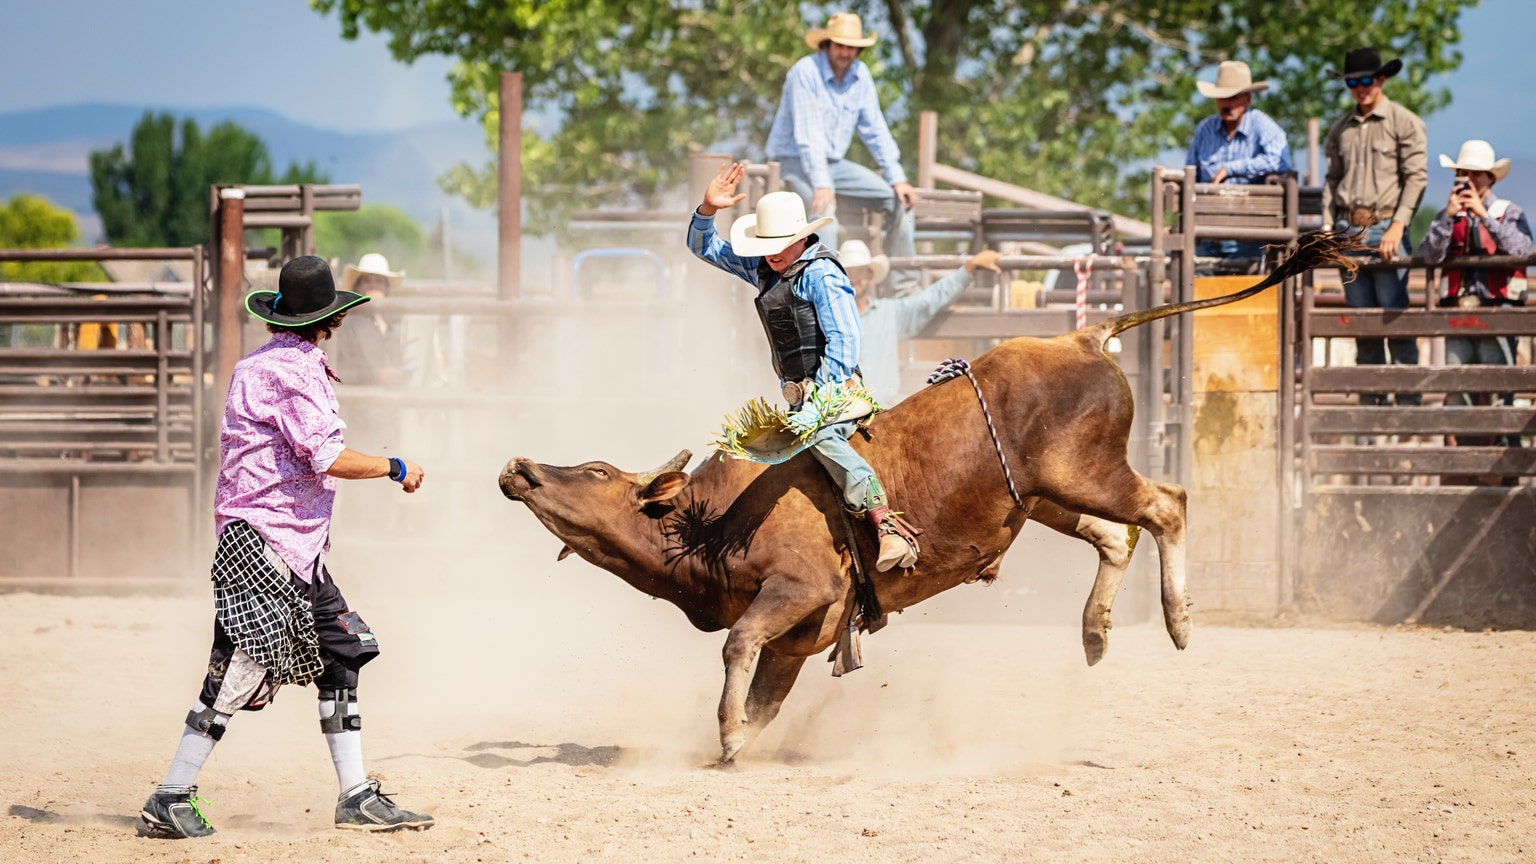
xmin=90 ymin=112 xmax=329 ymax=248
xmin=0 ymin=194 xmax=105 ymax=283
xmin=315 ymin=0 xmax=1472 ymax=230
xmin=314 ymin=203 xmax=428 ymax=273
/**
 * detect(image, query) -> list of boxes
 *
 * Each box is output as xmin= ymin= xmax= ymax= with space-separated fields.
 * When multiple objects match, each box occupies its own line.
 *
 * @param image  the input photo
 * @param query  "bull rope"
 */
xmin=926 ymin=358 xmax=1026 ymax=509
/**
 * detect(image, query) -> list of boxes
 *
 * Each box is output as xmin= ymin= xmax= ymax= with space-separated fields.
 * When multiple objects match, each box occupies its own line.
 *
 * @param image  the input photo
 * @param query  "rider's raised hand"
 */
xmin=700 ymin=162 xmax=748 ymax=216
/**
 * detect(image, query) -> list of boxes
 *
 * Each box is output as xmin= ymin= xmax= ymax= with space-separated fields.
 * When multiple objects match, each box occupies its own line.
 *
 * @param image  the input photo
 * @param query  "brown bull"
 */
xmin=498 ymin=234 xmax=1355 ymax=764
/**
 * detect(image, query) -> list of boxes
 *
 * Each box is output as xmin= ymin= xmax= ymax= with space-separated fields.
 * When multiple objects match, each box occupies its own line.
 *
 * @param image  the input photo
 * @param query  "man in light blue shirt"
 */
xmin=766 ymin=12 xmax=918 ymax=293
xmin=1185 ymin=60 xmax=1293 ymax=265
xmin=688 ymin=162 xmax=920 ymax=572
xmin=841 ymin=240 xmax=1003 ymax=406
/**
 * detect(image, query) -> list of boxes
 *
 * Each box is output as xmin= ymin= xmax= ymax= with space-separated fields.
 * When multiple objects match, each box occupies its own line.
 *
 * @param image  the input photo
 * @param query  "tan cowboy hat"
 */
xmin=1439 ymin=139 xmax=1511 ymax=182
xmin=730 ymin=192 xmax=834 ymax=258
xmin=805 ymin=12 xmax=878 ymax=50
xmin=838 ymin=239 xmax=890 ymax=285
xmin=340 ymin=252 xmax=404 ymax=295
xmin=1196 ymin=61 xmax=1270 ymax=99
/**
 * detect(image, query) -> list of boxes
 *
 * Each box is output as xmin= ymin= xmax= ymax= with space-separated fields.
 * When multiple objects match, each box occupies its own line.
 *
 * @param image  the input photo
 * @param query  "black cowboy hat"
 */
xmin=1327 ymin=47 xmax=1403 ymax=81
xmin=245 ymin=255 xmax=370 ymax=326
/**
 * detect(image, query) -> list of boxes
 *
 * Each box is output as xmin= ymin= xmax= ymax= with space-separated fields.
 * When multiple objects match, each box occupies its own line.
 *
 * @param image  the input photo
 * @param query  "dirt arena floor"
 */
xmin=5 ymin=507 xmax=1535 ymax=864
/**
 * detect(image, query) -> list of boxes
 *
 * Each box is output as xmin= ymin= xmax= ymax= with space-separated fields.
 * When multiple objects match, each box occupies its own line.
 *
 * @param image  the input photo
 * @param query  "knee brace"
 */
xmin=317 ymin=685 xmax=361 ymax=734
xmin=185 ymin=705 xmax=228 ymax=741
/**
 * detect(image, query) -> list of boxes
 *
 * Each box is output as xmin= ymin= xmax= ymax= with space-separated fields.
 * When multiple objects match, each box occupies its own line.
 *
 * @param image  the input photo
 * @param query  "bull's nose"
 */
xmin=497 ymin=457 xmax=540 ymax=500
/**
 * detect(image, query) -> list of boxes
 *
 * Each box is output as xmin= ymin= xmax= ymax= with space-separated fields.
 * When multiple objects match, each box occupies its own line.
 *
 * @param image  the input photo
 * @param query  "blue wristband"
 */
xmin=388 ymin=457 xmax=406 ymax=482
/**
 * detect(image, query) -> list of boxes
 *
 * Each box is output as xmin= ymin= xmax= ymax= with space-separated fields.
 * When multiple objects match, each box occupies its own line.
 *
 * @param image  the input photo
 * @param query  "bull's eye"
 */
xmin=588 ymin=467 xmax=609 ymax=479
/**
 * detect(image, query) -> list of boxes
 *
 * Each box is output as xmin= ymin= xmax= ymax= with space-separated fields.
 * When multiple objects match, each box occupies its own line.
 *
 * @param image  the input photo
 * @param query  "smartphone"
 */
xmin=1454 ymin=178 xmax=1472 ymax=193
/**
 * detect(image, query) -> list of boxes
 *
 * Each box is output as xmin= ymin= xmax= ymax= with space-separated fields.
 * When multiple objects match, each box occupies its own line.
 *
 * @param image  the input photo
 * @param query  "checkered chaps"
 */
xmin=210 ymin=521 xmax=325 ymax=688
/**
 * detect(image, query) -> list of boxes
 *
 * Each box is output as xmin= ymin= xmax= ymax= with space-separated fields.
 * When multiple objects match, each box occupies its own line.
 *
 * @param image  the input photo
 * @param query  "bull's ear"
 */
xmin=639 ymin=470 xmax=689 ymax=505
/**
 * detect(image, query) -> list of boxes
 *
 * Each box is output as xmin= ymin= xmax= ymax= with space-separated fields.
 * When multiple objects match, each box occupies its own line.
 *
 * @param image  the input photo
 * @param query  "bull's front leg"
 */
xmin=717 ymin=579 xmax=834 ymax=764
xmin=1032 ymin=501 xmax=1133 ymax=666
xmin=736 ymin=649 xmax=808 ymax=757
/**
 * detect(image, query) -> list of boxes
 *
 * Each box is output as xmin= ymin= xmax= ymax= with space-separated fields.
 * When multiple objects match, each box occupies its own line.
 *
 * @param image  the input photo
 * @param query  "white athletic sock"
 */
xmin=161 ymin=701 xmax=229 ymax=788
xmin=319 ymin=699 xmax=366 ymax=793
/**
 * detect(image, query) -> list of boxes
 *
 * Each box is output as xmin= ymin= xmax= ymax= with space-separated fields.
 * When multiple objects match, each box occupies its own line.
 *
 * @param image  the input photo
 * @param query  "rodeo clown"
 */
xmin=688 ymin=161 xmax=920 ymax=571
xmin=139 ymin=256 xmax=433 ymax=838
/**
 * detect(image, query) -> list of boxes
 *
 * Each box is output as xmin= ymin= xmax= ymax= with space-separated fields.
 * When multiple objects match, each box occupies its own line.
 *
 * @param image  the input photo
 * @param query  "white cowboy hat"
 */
xmin=1439 ymin=139 xmax=1511 ymax=182
xmin=340 ymin=252 xmax=404 ymax=295
xmin=730 ymin=192 xmax=834 ymax=258
xmin=805 ymin=12 xmax=878 ymax=50
xmin=1196 ymin=61 xmax=1270 ymax=99
xmin=838 ymin=239 xmax=890 ymax=285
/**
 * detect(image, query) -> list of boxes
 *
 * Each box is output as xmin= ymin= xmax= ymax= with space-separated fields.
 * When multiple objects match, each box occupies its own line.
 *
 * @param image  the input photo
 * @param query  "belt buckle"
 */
xmin=1456 ymin=294 xmax=1482 ymax=309
xmin=782 ymin=380 xmax=809 ymax=405
xmin=1349 ymin=207 xmax=1377 ymax=228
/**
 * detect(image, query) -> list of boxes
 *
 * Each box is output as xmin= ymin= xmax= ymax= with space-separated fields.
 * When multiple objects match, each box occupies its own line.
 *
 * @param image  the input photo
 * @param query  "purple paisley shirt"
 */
xmin=214 ymin=332 xmax=347 ymax=581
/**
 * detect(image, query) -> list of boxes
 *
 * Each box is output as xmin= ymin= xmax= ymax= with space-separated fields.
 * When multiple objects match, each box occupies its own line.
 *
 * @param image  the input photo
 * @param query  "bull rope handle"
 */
xmin=1074 ymin=254 xmax=1096 ymax=329
xmin=926 ymin=358 xmax=1025 ymax=509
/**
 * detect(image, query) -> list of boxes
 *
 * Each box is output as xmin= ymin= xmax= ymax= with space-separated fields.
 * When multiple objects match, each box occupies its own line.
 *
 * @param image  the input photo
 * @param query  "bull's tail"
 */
xmin=1093 ymin=231 xmax=1366 ymax=348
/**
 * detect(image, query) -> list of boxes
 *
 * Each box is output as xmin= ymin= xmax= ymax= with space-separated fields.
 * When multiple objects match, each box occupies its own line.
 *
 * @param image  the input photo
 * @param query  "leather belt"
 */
xmin=1348 ymin=207 xmax=1396 ymax=227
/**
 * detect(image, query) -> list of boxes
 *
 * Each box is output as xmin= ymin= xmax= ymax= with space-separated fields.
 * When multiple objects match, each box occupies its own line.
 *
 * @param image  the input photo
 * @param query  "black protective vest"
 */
xmin=754 ymin=242 xmax=845 ymax=382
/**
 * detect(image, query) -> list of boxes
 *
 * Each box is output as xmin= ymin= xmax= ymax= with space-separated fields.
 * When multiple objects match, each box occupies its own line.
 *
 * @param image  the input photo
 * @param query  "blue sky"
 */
xmin=1 ymin=0 xmax=1530 ymax=204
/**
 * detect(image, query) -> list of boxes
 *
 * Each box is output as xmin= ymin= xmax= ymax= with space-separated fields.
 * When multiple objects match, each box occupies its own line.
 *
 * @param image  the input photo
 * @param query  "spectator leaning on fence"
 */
xmin=1186 ymin=60 xmax=1294 ymax=266
xmin=1417 ymin=139 xmax=1532 ymax=445
xmin=1323 ymin=47 xmax=1428 ymax=406
xmin=841 ymin=239 xmax=1002 ymax=407
xmin=765 ymin=11 xmax=919 ymax=294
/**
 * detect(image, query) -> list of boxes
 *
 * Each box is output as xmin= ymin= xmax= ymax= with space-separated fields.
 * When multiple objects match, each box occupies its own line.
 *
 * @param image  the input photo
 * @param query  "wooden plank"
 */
xmin=1307 ymin=365 xmax=1536 ymax=392
xmin=1306 ymin=406 xmax=1536 ymax=435
xmin=1309 ymin=446 xmax=1536 ymax=474
xmin=929 ymin=163 xmax=1151 ymax=237
xmin=1308 ymin=308 xmax=1536 ymax=337
xmin=918 ymin=309 xmax=1117 ymax=339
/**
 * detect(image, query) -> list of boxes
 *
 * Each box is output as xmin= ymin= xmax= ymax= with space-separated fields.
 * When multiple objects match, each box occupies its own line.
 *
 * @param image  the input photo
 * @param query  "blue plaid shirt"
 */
xmin=687 ymin=209 xmax=861 ymax=386
xmin=1185 ymin=107 xmax=1293 ymax=183
xmin=765 ymin=52 xmax=907 ymax=190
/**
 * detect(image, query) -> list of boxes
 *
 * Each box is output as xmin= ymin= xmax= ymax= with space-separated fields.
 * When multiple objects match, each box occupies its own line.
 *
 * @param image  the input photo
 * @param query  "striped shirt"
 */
xmin=765 ymin=52 xmax=907 ymax=191
xmin=1185 ymin=107 xmax=1293 ymax=184
xmin=214 ymin=331 xmax=347 ymax=581
xmin=687 ymin=209 xmax=861 ymax=386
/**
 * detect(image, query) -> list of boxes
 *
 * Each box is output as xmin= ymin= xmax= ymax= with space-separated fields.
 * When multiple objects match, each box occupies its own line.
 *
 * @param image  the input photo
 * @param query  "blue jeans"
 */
xmin=777 ymin=156 xmax=918 ymax=293
xmin=1445 ymin=328 xmax=1517 ymax=413
xmin=805 ymin=418 xmax=876 ymax=510
xmin=1339 ymin=217 xmax=1420 ymax=405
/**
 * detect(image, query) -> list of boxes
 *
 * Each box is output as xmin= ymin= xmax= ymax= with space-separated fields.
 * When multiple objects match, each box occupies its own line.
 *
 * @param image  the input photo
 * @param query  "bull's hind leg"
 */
xmin=1031 ymin=501 xmax=1133 ymax=666
xmin=739 ymin=649 xmax=808 ymax=756
xmin=1049 ymin=471 xmax=1190 ymax=652
xmin=717 ymin=578 xmax=837 ymax=764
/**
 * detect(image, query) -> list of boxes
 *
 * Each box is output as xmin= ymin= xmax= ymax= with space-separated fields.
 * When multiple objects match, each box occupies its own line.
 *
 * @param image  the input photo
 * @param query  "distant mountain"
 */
xmin=0 ymin=102 xmax=495 ymax=253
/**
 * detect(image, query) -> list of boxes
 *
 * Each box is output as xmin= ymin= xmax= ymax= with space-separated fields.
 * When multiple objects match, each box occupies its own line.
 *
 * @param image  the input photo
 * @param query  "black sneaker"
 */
xmin=335 ymin=779 xmax=434 ymax=832
xmin=139 ymin=785 xmax=216 ymax=839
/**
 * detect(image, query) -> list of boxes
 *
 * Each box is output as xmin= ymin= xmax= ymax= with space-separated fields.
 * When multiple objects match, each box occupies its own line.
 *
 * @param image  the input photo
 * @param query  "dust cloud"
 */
xmin=159 ymin=232 xmax=1152 ymax=782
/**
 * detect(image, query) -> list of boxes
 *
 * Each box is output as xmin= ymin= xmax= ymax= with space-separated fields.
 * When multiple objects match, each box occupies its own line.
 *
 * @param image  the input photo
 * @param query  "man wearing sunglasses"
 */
xmin=1323 ymin=47 xmax=1427 ymax=406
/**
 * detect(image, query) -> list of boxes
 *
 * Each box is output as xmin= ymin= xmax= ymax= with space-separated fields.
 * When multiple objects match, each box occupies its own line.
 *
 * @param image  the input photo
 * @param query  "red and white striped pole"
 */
xmin=1073 ymin=254 xmax=1095 ymax=330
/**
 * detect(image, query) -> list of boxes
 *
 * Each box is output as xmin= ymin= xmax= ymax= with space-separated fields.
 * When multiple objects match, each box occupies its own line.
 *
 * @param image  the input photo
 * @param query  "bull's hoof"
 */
xmin=718 ymin=731 xmax=746 ymax=765
xmin=1082 ymin=630 xmax=1107 ymax=667
xmin=1165 ymin=612 xmax=1192 ymax=651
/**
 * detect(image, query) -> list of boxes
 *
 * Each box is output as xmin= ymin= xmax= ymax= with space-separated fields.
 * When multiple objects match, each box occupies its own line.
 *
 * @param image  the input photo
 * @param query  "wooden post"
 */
xmin=1306 ymin=118 xmax=1321 ymax=187
xmin=918 ymin=111 xmax=937 ymax=189
xmin=498 ymin=72 xmax=522 ymax=301
xmin=216 ymin=187 xmax=245 ymax=402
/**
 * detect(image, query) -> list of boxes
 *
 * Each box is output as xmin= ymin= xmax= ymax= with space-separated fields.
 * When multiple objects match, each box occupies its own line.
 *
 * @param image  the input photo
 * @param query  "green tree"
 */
xmin=315 ymin=0 xmax=1472 ymax=230
xmin=90 ymin=112 xmax=330 ymax=247
xmin=0 ymin=194 xmax=105 ymax=283
xmin=313 ymin=204 xmax=428 ymax=273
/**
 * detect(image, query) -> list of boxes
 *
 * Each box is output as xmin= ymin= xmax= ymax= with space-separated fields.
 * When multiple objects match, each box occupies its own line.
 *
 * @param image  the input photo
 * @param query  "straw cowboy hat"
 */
xmin=1439 ymin=139 xmax=1512 ymax=182
xmin=730 ymin=192 xmax=834 ymax=257
xmin=805 ymin=12 xmax=878 ymax=50
xmin=1196 ymin=61 xmax=1270 ymax=99
xmin=1327 ymin=47 xmax=1403 ymax=81
xmin=340 ymin=252 xmax=404 ymax=295
xmin=246 ymin=255 xmax=369 ymax=327
xmin=838 ymin=239 xmax=890 ymax=284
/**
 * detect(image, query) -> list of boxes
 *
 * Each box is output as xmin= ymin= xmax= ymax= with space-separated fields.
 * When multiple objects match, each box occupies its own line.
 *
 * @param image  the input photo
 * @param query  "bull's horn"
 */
xmin=639 ymin=449 xmax=692 ymax=481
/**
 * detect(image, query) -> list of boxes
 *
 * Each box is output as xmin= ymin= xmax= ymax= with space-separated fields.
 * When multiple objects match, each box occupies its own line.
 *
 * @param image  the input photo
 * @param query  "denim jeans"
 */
xmin=1445 ymin=330 xmax=1518 ymax=417
xmin=777 ymin=156 xmax=918 ymax=293
xmin=1338 ymin=217 xmax=1420 ymax=405
xmin=804 ymin=418 xmax=876 ymax=509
